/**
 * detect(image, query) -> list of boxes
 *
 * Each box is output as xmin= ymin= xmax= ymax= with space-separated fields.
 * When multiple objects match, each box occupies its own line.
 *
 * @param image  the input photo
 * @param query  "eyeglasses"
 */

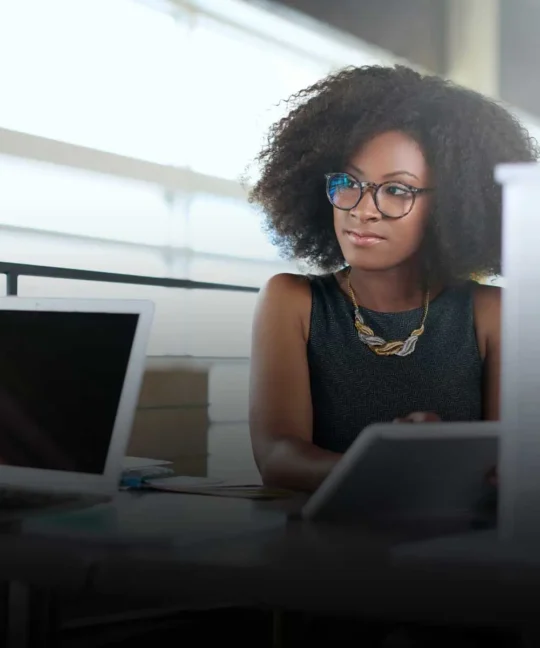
xmin=325 ymin=172 xmax=432 ymax=219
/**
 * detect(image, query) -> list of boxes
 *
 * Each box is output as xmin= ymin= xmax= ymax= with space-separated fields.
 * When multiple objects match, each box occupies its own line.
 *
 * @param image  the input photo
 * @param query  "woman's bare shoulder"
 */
xmin=473 ymin=282 xmax=501 ymax=324
xmin=259 ymin=272 xmax=312 ymax=306
xmin=256 ymin=273 xmax=313 ymax=339
xmin=472 ymin=281 xmax=501 ymax=359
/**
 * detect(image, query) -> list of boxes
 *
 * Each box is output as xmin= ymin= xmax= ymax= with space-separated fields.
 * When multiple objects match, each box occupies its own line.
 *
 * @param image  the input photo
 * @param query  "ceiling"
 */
xmin=266 ymin=0 xmax=447 ymax=74
xmin=264 ymin=0 xmax=540 ymax=119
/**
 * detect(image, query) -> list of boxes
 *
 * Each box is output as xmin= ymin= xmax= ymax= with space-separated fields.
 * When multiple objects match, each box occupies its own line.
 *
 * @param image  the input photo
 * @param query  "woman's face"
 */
xmin=332 ymin=130 xmax=432 ymax=272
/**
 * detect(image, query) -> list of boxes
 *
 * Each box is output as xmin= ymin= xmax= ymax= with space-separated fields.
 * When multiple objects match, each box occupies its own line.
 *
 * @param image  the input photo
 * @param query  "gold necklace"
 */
xmin=346 ymin=269 xmax=430 ymax=357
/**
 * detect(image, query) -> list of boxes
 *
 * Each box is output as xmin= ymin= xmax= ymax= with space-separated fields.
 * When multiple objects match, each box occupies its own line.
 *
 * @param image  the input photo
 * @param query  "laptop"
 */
xmin=301 ymin=421 xmax=500 ymax=531
xmin=0 ymin=296 xmax=154 ymax=518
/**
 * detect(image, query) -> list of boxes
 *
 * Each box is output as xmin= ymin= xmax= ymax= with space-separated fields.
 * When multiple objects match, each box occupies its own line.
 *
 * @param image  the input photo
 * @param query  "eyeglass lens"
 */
xmin=327 ymin=173 xmax=414 ymax=218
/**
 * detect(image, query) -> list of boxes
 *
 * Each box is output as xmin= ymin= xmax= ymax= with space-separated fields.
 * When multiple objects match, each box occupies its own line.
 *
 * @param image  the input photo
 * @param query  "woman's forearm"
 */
xmin=259 ymin=436 xmax=342 ymax=492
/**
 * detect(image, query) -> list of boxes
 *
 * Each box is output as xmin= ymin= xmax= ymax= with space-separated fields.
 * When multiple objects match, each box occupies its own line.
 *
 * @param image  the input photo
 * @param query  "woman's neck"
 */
xmin=345 ymin=265 xmax=430 ymax=313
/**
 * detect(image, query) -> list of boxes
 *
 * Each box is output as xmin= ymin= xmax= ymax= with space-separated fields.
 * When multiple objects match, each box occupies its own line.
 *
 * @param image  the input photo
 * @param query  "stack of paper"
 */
xmin=146 ymin=476 xmax=293 ymax=500
xmin=120 ymin=457 xmax=174 ymax=489
xmin=122 ymin=457 xmax=172 ymax=472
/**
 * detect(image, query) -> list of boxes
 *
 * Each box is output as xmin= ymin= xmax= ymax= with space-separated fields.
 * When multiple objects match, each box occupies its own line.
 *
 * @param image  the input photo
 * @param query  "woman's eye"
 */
xmin=385 ymin=184 xmax=411 ymax=197
xmin=333 ymin=176 xmax=356 ymax=191
xmin=343 ymin=177 xmax=356 ymax=189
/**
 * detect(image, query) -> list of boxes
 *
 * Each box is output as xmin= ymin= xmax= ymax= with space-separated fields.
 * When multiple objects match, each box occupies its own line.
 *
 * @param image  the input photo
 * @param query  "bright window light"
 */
xmin=183 ymin=16 xmax=327 ymax=182
xmin=0 ymin=155 xmax=173 ymax=246
xmin=188 ymin=193 xmax=281 ymax=261
xmin=0 ymin=0 xmax=188 ymax=164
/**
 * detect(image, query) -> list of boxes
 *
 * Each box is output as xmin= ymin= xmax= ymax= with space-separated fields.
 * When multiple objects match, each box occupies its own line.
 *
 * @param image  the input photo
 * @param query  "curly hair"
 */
xmin=249 ymin=65 xmax=538 ymax=281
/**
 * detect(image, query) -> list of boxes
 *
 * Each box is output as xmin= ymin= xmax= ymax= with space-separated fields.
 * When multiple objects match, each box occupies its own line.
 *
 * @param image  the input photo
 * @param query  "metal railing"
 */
xmin=0 ymin=262 xmax=260 ymax=297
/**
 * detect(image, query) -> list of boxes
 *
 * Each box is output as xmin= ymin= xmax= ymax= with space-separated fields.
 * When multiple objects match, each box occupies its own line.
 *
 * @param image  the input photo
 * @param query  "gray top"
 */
xmin=307 ymin=274 xmax=483 ymax=453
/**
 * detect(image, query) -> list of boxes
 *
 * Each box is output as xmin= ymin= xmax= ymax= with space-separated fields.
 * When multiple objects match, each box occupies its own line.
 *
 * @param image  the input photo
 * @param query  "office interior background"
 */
xmin=1 ymin=0 xmax=538 ymax=481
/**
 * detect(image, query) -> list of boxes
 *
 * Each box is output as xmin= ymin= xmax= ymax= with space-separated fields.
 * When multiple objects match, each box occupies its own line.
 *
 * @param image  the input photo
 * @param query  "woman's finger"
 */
xmin=396 ymin=412 xmax=441 ymax=423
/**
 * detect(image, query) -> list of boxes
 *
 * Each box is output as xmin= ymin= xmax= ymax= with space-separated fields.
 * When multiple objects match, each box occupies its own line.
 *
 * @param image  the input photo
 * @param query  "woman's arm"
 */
xmin=249 ymin=273 xmax=342 ymax=492
xmin=474 ymin=283 xmax=502 ymax=421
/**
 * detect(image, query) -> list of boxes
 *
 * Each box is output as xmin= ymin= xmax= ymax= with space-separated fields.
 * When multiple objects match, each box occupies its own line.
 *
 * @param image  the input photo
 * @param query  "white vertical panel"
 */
xmin=445 ymin=0 xmax=500 ymax=97
xmin=496 ymin=162 xmax=540 ymax=542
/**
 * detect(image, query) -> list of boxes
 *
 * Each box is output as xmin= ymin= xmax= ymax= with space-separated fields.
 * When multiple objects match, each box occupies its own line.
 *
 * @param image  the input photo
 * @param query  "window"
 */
xmin=0 ymin=0 xmax=329 ymax=266
xmin=4 ymin=0 xmax=534 ymax=364
xmin=17 ymin=277 xmax=191 ymax=356
xmin=0 ymin=156 xmax=173 ymax=246
xmin=0 ymin=0 xmax=188 ymax=164
xmin=184 ymin=289 xmax=258 ymax=357
xmin=0 ymin=229 xmax=169 ymax=276
xmin=182 ymin=15 xmax=327 ymax=182
xmin=188 ymin=193 xmax=281 ymax=261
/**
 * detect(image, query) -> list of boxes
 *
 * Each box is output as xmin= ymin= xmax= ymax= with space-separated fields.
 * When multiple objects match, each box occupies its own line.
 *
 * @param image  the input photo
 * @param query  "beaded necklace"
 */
xmin=346 ymin=268 xmax=430 ymax=357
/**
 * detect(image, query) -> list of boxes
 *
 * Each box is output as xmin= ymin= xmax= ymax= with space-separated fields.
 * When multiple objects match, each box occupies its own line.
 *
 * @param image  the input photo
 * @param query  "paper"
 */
xmin=150 ymin=476 xmax=224 ymax=486
xmin=146 ymin=476 xmax=293 ymax=500
xmin=122 ymin=457 xmax=172 ymax=471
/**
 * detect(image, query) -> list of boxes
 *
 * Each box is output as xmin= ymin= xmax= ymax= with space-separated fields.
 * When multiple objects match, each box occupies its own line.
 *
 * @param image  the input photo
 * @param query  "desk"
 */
xmin=87 ymin=497 xmax=540 ymax=628
xmin=0 ymin=527 xmax=102 ymax=648
xmin=2 ymin=492 xmax=291 ymax=647
xmin=3 ymin=491 xmax=540 ymax=647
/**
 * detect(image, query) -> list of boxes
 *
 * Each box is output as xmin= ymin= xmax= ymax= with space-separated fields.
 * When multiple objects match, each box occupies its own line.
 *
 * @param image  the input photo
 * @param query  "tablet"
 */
xmin=301 ymin=422 xmax=500 ymax=525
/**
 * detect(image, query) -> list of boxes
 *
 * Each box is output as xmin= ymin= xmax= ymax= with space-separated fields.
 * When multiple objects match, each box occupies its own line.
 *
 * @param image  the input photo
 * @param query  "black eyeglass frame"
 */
xmin=325 ymin=172 xmax=433 ymax=219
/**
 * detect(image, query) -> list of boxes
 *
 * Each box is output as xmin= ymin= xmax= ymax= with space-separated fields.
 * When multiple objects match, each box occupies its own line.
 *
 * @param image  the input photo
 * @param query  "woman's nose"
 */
xmin=349 ymin=189 xmax=381 ymax=221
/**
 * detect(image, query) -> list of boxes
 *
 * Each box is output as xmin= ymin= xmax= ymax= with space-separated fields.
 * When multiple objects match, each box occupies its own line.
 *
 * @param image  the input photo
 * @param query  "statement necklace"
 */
xmin=346 ymin=269 xmax=430 ymax=357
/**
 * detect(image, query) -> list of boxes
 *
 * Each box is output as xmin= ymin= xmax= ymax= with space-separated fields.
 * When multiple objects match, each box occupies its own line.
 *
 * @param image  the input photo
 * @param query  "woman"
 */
xmin=249 ymin=64 xmax=537 ymax=493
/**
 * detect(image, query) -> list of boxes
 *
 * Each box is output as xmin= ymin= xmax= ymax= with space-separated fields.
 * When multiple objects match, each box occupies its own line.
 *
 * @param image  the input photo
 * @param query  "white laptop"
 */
xmin=301 ymin=421 xmax=500 ymax=529
xmin=0 ymin=296 xmax=154 ymax=518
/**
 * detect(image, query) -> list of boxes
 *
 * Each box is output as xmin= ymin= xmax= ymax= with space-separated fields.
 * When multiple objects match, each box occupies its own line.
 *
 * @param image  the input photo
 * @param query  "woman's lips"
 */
xmin=345 ymin=230 xmax=386 ymax=247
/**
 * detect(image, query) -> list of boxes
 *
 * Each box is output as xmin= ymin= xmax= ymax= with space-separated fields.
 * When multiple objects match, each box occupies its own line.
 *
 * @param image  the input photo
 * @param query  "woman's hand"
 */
xmin=392 ymin=413 xmax=498 ymax=488
xmin=393 ymin=412 xmax=441 ymax=423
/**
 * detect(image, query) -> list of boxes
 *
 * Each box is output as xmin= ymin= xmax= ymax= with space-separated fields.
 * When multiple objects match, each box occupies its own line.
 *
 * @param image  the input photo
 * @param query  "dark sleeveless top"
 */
xmin=307 ymin=274 xmax=483 ymax=453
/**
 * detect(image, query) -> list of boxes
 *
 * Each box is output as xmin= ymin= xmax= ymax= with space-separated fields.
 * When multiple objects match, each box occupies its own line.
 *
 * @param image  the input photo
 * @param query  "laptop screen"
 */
xmin=0 ymin=310 xmax=139 ymax=474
